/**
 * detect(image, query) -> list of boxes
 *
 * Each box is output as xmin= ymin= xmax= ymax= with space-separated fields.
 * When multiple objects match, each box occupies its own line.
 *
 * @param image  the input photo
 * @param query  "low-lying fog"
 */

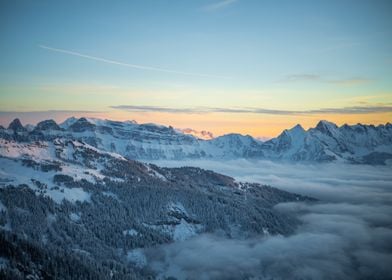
xmin=146 ymin=160 xmax=392 ymax=280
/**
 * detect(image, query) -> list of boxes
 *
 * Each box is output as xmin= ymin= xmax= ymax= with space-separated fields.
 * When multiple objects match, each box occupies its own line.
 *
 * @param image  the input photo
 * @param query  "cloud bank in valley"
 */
xmin=146 ymin=160 xmax=392 ymax=279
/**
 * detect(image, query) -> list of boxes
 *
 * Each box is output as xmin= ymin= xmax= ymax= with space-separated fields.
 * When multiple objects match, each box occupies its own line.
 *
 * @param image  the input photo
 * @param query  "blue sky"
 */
xmin=0 ymin=0 xmax=391 ymax=136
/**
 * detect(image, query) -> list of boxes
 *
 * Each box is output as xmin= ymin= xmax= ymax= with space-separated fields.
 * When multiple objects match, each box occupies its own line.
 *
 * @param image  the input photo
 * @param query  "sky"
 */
xmin=0 ymin=0 xmax=391 ymax=138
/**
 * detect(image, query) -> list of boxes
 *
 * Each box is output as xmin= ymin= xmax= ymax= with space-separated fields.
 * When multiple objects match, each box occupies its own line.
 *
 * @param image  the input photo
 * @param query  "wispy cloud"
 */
xmin=281 ymin=74 xmax=371 ymax=86
xmin=327 ymin=78 xmax=371 ymax=86
xmin=39 ymin=45 xmax=229 ymax=79
xmin=314 ymin=41 xmax=361 ymax=54
xmin=283 ymin=74 xmax=321 ymax=82
xmin=203 ymin=0 xmax=238 ymax=11
xmin=111 ymin=105 xmax=392 ymax=115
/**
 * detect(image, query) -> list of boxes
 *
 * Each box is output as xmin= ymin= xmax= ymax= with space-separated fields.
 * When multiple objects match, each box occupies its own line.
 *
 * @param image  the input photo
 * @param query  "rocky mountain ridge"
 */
xmin=1 ymin=117 xmax=391 ymax=164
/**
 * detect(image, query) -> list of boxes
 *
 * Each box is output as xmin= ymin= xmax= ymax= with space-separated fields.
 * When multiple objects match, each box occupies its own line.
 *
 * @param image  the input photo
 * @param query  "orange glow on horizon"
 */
xmin=0 ymin=111 xmax=390 ymax=139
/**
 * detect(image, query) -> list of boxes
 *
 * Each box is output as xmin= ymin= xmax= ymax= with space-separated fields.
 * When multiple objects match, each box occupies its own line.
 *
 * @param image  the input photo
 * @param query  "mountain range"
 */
xmin=1 ymin=117 xmax=391 ymax=164
xmin=0 ymin=116 xmax=390 ymax=278
xmin=0 ymin=117 xmax=313 ymax=279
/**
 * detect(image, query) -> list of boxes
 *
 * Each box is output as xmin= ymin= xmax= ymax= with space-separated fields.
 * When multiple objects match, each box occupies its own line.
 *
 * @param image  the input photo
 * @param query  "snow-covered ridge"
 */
xmin=0 ymin=137 xmax=173 ymax=204
xmin=1 ymin=117 xmax=392 ymax=164
xmin=0 ymin=135 xmax=312 ymax=278
xmin=0 ymin=132 xmax=310 ymax=239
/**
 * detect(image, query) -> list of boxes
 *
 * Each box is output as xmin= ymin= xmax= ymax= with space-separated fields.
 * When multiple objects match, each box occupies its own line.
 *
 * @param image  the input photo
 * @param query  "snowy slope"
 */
xmin=0 ymin=137 xmax=169 ymax=204
xmin=0 ymin=133 xmax=311 ymax=245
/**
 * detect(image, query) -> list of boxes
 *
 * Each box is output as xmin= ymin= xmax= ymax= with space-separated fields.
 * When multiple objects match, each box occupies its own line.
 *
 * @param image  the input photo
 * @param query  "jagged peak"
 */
xmin=277 ymin=124 xmax=306 ymax=142
xmin=35 ymin=119 xmax=61 ymax=131
xmin=315 ymin=120 xmax=338 ymax=131
xmin=77 ymin=117 xmax=89 ymax=122
xmin=68 ymin=117 xmax=96 ymax=132
xmin=316 ymin=120 xmax=337 ymax=127
xmin=289 ymin=124 xmax=305 ymax=133
xmin=59 ymin=117 xmax=78 ymax=129
xmin=341 ymin=123 xmax=351 ymax=129
xmin=8 ymin=118 xmax=26 ymax=131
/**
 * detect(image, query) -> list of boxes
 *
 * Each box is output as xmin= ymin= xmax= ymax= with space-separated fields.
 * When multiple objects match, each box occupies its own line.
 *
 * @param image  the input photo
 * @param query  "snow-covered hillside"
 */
xmin=0 ymin=129 xmax=312 ymax=279
xmin=0 ymin=135 xmax=309 ymax=229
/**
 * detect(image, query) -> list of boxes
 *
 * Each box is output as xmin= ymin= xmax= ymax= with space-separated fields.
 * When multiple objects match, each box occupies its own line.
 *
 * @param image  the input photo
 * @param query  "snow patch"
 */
xmin=127 ymin=249 xmax=147 ymax=268
xmin=46 ymin=187 xmax=91 ymax=204
xmin=144 ymin=220 xmax=201 ymax=241
xmin=145 ymin=164 xmax=167 ymax=181
xmin=0 ymin=257 xmax=9 ymax=269
xmin=123 ymin=229 xmax=138 ymax=236
xmin=172 ymin=219 xmax=201 ymax=241
xmin=0 ymin=200 xmax=6 ymax=212
xmin=168 ymin=202 xmax=188 ymax=215
xmin=69 ymin=212 xmax=81 ymax=222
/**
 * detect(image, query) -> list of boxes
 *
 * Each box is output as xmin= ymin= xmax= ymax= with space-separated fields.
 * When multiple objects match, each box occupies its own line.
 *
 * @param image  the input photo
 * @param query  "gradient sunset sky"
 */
xmin=1 ymin=0 xmax=391 ymax=138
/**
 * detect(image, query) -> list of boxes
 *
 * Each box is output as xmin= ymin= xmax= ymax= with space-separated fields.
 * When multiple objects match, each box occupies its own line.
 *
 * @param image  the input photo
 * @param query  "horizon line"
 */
xmin=1 ymin=114 xmax=391 ymax=140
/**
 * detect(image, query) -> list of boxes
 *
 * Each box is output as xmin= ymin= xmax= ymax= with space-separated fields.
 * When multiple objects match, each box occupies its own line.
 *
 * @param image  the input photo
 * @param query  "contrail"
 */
xmin=39 ymin=45 xmax=229 ymax=79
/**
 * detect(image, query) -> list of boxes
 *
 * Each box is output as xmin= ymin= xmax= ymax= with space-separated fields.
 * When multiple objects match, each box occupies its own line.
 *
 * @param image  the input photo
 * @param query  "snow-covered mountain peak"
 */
xmin=314 ymin=120 xmax=340 ymax=138
xmin=59 ymin=116 xmax=78 ymax=129
xmin=269 ymin=125 xmax=307 ymax=154
xmin=68 ymin=117 xmax=96 ymax=132
xmin=292 ymin=123 xmax=305 ymax=131
xmin=286 ymin=124 xmax=306 ymax=136
xmin=35 ymin=119 xmax=61 ymax=131
xmin=277 ymin=124 xmax=305 ymax=140
xmin=315 ymin=120 xmax=338 ymax=131
xmin=8 ymin=118 xmax=26 ymax=132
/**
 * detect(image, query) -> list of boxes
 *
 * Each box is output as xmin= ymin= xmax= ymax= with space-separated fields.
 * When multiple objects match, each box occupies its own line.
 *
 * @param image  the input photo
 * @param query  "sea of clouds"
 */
xmin=146 ymin=160 xmax=392 ymax=280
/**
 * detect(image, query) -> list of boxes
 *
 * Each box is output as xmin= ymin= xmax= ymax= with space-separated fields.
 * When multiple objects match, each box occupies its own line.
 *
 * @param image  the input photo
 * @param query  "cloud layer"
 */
xmin=281 ymin=74 xmax=371 ymax=86
xmin=111 ymin=104 xmax=392 ymax=115
xmin=146 ymin=160 xmax=392 ymax=279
